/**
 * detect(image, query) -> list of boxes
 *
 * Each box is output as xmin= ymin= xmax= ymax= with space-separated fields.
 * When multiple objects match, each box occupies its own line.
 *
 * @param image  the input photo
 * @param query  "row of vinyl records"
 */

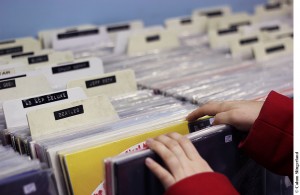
xmin=0 ymin=1 xmax=293 ymax=195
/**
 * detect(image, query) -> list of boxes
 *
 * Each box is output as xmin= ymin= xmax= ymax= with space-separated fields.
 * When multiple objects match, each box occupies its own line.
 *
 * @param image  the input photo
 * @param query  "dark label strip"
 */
xmin=0 ymin=40 xmax=15 ymax=45
xmin=240 ymin=37 xmax=258 ymax=45
xmin=86 ymin=75 xmax=116 ymax=88
xmin=265 ymin=3 xmax=281 ymax=10
xmin=57 ymin=29 xmax=99 ymax=40
xmin=146 ymin=35 xmax=160 ymax=42
xmin=54 ymin=105 xmax=84 ymax=120
xmin=201 ymin=10 xmax=223 ymax=17
xmin=260 ymin=26 xmax=280 ymax=32
xmin=28 ymin=55 xmax=49 ymax=64
xmin=22 ymin=91 xmax=69 ymax=108
xmin=0 ymin=79 xmax=16 ymax=90
xmin=0 ymin=74 xmax=26 ymax=82
xmin=277 ymin=33 xmax=293 ymax=39
xmin=52 ymin=61 xmax=90 ymax=74
xmin=180 ymin=18 xmax=192 ymax=24
xmin=230 ymin=21 xmax=251 ymax=29
xmin=266 ymin=45 xmax=285 ymax=54
xmin=107 ymin=24 xmax=130 ymax=32
xmin=218 ymin=27 xmax=238 ymax=35
xmin=0 ymin=46 xmax=23 ymax=56
xmin=12 ymin=52 xmax=34 ymax=59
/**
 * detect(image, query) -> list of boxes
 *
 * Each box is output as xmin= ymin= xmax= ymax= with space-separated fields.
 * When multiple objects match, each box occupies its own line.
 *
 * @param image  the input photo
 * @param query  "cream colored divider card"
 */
xmin=0 ymin=49 xmax=52 ymax=65
xmin=28 ymin=96 xmax=119 ymax=140
xmin=3 ymin=87 xmax=87 ymax=129
xmin=230 ymin=33 xmax=265 ymax=59
xmin=105 ymin=20 xmax=144 ymax=41
xmin=67 ymin=69 xmax=137 ymax=97
xmin=38 ymin=24 xmax=96 ymax=49
xmin=264 ymin=28 xmax=293 ymax=41
xmin=192 ymin=6 xmax=232 ymax=31
xmin=0 ymin=63 xmax=31 ymax=77
xmin=0 ymin=37 xmax=41 ymax=57
xmin=208 ymin=26 xmax=242 ymax=50
xmin=252 ymin=37 xmax=293 ymax=62
xmin=165 ymin=15 xmax=207 ymax=36
xmin=0 ymin=75 xmax=52 ymax=105
xmin=127 ymin=29 xmax=180 ymax=56
xmin=217 ymin=13 xmax=254 ymax=29
xmin=254 ymin=2 xmax=291 ymax=19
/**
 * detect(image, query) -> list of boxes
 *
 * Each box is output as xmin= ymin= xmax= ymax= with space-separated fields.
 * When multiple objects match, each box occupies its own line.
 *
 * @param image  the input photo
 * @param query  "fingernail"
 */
xmin=146 ymin=138 xmax=153 ymax=145
xmin=145 ymin=157 xmax=153 ymax=165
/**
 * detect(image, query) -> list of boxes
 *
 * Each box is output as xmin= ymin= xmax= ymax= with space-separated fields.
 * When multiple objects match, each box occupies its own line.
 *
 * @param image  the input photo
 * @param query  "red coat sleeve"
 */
xmin=164 ymin=172 xmax=239 ymax=195
xmin=239 ymin=91 xmax=293 ymax=178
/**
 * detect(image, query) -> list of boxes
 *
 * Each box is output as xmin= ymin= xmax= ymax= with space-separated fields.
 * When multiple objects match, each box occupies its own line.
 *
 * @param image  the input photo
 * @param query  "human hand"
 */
xmin=145 ymin=132 xmax=213 ymax=189
xmin=186 ymin=100 xmax=264 ymax=132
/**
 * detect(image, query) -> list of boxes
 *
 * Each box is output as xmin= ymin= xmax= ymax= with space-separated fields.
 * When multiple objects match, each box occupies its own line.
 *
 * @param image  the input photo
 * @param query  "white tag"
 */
xmin=67 ymin=69 xmax=137 ymax=97
xmin=38 ymin=57 xmax=104 ymax=90
xmin=165 ymin=15 xmax=207 ymax=36
xmin=0 ymin=75 xmax=52 ymax=106
xmin=254 ymin=2 xmax=291 ymax=20
xmin=208 ymin=26 xmax=242 ymax=50
xmin=23 ymin=182 xmax=37 ymax=194
xmin=3 ymin=87 xmax=87 ymax=129
xmin=217 ymin=13 xmax=254 ymax=29
xmin=252 ymin=37 xmax=293 ymax=62
xmin=38 ymin=24 xmax=96 ymax=49
xmin=192 ymin=5 xmax=232 ymax=31
xmin=225 ymin=135 xmax=232 ymax=143
xmin=52 ymin=27 xmax=112 ymax=51
xmin=264 ymin=28 xmax=293 ymax=41
xmin=28 ymin=96 xmax=119 ymax=140
xmin=0 ymin=37 xmax=41 ymax=57
xmin=127 ymin=29 xmax=180 ymax=56
xmin=113 ymin=26 xmax=164 ymax=55
xmin=230 ymin=33 xmax=265 ymax=59
xmin=104 ymin=20 xmax=144 ymax=42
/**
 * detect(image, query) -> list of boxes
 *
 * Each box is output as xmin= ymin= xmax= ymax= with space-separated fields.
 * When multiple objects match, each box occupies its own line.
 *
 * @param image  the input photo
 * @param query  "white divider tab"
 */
xmin=255 ymin=2 xmax=291 ymax=19
xmin=127 ymin=29 xmax=179 ymax=56
xmin=38 ymin=24 xmax=96 ymax=49
xmin=165 ymin=15 xmax=207 ymax=36
xmin=264 ymin=28 xmax=293 ymax=40
xmin=3 ymin=87 xmax=87 ymax=129
xmin=113 ymin=25 xmax=164 ymax=55
xmin=230 ymin=33 xmax=264 ymax=59
xmin=209 ymin=26 xmax=241 ymax=50
xmin=28 ymin=96 xmax=119 ymax=140
xmin=52 ymin=27 xmax=112 ymax=51
xmin=67 ymin=69 xmax=137 ymax=97
xmin=105 ymin=20 xmax=144 ymax=41
xmin=0 ymin=37 xmax=41 ymax=57
xmin=193 ymin=5 xmax=231 ymax=18
xmin=253 ymin=37 xmax=293 ymax=61
xmin=40 ymin=57 xmax=104 ymax=90
xmin=0 ymin=75 xmax=52 ymax=105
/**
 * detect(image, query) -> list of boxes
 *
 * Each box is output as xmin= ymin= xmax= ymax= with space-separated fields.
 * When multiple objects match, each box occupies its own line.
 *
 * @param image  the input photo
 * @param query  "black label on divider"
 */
xmin=12 ymin=52 xmax=34 ymax=58
xmin=230 ymin=21 xmax=251 ymax=29
xmin=22 ymin=91 xmax=69 ymax=108
xmin=218 ymin=27 xmax=238 ymax=35
xmin=107 ymin=24 xmax=130 ymax=32
xmin=265 ymin=3 xmax=281 ymax=10
xmin=86 ymin=75 xmax=116 ymax=88
xmin=188 ymin=118 xmax=212 ymax=133
xmin=0 ymin=80 xmax=16 ymax=90
xmin=54 ymin=105 xmax=84 ymax=120
xmin=146 ymin=35 xmax=160 ymax=42
xmin=52 ymin=61 xmax=90 ymax=74
xmin=0 ymin=74 xmax=26 ymax=82
xmin=57 ymin=29 xmax=99 ymax=39
xmin=0 ymin=46 xmax=23 ymax=56
xmin=180 ymin=18 xmax=192 ymax=24
xmin=240 ymin=37 xmax=258 ymax=45
xmin=0 ymin=40 xmax=15 ymax=45
xmin=202 ymin=10 xmax=223 ymax=17
xmin=266 ymin=45 xmax=285 ymax=54
xmin=260 ymin=26 xmax=280 ymax=32
xmin=28 ymin=55 xmax=49 ymax=64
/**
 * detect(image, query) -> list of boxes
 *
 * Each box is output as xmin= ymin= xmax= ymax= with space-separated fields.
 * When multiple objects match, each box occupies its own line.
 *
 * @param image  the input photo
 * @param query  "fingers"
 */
xmin=212 ymin=111 xmax=232 ymax=126
xmin=186 ymin=102 xmax=227 ymax=121
xmin=145 ymin=157 xmax=175 ymax=189
xmin=167 ymin=133 xmax=200 ymax=161
xmin=146 ymin=138 xmax=184 ymax=179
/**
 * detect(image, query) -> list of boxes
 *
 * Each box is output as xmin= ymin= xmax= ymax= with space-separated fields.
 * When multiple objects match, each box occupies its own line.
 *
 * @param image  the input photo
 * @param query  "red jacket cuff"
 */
xmin=164 ymin=172 xmax=239 ymax=195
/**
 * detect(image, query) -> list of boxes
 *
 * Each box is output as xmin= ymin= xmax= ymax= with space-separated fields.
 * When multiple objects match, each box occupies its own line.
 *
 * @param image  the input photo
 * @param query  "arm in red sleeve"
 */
xmin=164 ymin=172 xmax=239 ymax=195
xmin=239 ymin=91 xmax=293 ymax=178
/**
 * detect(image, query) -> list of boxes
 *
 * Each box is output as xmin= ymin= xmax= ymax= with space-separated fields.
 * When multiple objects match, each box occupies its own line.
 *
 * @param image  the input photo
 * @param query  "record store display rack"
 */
xmin=0 ymin=1 xmax=293 ymax=195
